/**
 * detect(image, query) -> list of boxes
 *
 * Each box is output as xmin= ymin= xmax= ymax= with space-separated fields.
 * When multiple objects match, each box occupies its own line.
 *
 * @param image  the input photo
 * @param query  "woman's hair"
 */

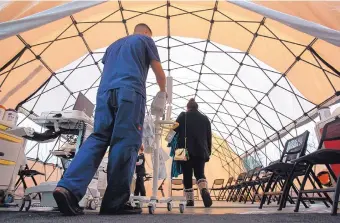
xmin=187 ymin=98 xmax=198 ymax=111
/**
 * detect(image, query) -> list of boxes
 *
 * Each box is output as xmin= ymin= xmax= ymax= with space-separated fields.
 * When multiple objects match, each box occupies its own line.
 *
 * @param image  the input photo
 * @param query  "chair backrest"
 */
xmin=244 ymin=169 xmax=255 ymax=181
xmin=281 ymin=130 xmax=309 ymax=163
xmin=172 ymin=179 xmax=183 ymax=186
xmin=226 ymin=177 xmax=234 ymax=185
xmin=212 ymin=179 xmax=224 ymax=186
xmin=251 ymin=166 xmax=263 ymax=179
xmin=318 ymin=118 xmax=340 ymax=150
xmin=236 ymin=172 xmax=247 ymax=183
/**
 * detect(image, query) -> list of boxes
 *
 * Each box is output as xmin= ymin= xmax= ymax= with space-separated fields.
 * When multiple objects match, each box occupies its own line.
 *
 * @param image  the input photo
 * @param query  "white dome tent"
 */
xmin=0 ymin=0 xmax=339 ymax=194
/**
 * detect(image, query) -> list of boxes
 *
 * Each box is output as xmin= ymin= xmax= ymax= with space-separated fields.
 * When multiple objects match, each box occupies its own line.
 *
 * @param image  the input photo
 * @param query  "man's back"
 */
xmin=99 ymin=34 xmax=160 ymax=97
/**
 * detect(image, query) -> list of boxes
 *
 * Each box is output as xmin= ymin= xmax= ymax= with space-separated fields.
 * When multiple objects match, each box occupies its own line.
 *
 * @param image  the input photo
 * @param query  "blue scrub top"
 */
xmin=99 ymin=34 xmax=160 ymax=98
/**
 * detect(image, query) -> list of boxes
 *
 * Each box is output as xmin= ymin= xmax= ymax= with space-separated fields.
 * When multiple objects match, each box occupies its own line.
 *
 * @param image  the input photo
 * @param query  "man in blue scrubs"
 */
xmin=53 ymin=23 xmax=166 ymax=216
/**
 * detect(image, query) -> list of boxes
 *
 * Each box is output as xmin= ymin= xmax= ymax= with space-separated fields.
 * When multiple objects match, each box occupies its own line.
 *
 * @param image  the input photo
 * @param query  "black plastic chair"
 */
xmin=236 ymin=168 xmax=258 ymax=203
xmin=209 ymin=179 xmax=225 ymax=200
xmin=251 ymin=162 xmax=278 ymax=204
xmin=286 ymin=118 xmax=340 ymax=215
xmin=259 ymin=131 xmax=310 ymax=209
xmin=226 ymin=172 xmax=247 ymax=202
xmin=239 ymin=166 xmax=263 ymax=203
xmin=218 ymin=176 xmax=234 ymax=200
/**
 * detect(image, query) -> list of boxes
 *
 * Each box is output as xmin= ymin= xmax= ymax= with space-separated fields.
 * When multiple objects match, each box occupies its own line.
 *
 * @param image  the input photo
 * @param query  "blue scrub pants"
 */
xmin=58 ymin=87 xmax=145 ymax=212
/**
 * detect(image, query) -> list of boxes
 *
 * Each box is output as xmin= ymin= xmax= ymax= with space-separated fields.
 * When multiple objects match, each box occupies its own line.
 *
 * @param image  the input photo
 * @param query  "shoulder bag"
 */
xmin=174 ymin=112 xmax=189 ymax=161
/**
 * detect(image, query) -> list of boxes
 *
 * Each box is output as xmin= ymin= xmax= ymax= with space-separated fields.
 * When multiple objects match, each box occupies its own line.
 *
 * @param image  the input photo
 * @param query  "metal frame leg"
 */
xmin=267 ymin=179 xmax=279 ymax=205
xmin=278 ymin=167 xmax=296 ymax=211
xmin=310 ymin=168 xmax=333 ymax=205
xmin=294 ymin=164 xmax=313 ymax=212
xmin=259 ymin=174 xmax=274 ymax=209
xmin=307 ymin=174 xmax=330 ymax=208
xmin=331 ymin=176 xmax=340 ymax=216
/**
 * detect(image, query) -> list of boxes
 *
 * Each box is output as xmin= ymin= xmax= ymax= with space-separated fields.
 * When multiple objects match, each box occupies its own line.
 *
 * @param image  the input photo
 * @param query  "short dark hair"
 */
xmin=134 ymin=23 xmax=152 ymax=35
xmin=187 ymin=98 xmax=198 ymax=111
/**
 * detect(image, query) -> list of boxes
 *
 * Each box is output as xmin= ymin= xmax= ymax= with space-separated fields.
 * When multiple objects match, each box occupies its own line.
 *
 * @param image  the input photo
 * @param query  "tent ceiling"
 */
xmin=0 ymin=0 xmax=340 ymax=173
xmin=0 ymin=1 xmax=339 ymax=110
xmin=256 ymin=1 xmax=340 ymax=31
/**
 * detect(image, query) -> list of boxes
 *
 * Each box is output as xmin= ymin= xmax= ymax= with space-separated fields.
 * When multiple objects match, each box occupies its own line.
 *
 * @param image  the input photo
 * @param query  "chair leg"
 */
xmin=291 ymin=176 xmax=309 ymax=208
xmin=239 ymin=187 xmax=247 ymax=202
xmin=219 ymin=188 xmax=226 ymax=201
xmin=252 ymin=184 xmax=260 ymax=204
xmin=223 ymin=188 xmax=231 ymax=201
xmin=216 ymin=189 xmax=222 ymax=201
xmin=310 ymin=169 xmax=334 ymax=205
xmin=226 ymin=188 xmax=234 ymax=202
xmin=15 ymin=176 xmax=22 ymax=189
xmin=296 ymin=176 xmax=316 ymax=204
xmin=326 ymin=164 xmax=337 ymax=182
xmin=221 ymin=189 xmax=229 ymax=201
xmin=31 ymin=176 xmax=42 ymax=200
xmin=267 ymin=179 xmax=279 ymax=205
xmin=20 ymin=175 xmax=27 ymax=190
xmin=331 ymin=176 xmax=340 ymax=216
xmin=278 ymin=166 xmax=296 ymax=211
xmin=244 ymin=186 xmax=252 ymax=204
xmin=294 ymin=164 xmax=312 ymax=212
xmin=259 ymin=174 xmax=274 ymax=209
xmin=233 ymin=188 xmax=240 ymax=202
xmin=277 ymin=180 xmax=285 ymax=205
xmin=307 ymin=174 xmax=330 ymax=208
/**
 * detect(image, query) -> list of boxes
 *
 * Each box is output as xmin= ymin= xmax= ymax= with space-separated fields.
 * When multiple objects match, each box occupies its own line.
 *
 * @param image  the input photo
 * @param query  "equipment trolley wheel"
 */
xmin=88 ymin=200 xmax=97 ymax=210
xmin=148 ymin=205 xmax=155 ymax=214
xmin=167 ymin=202 xmax=172 ymax=211
xmin=179 ymin=204 xmax=185 ymax=213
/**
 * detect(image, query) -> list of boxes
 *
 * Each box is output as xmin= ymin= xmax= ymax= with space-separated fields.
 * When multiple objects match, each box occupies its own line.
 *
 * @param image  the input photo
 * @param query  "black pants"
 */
xmin=134 ymin=175 xmax=146 ymax=196
xmin=181 ymin=156 xmax=206 ymax=189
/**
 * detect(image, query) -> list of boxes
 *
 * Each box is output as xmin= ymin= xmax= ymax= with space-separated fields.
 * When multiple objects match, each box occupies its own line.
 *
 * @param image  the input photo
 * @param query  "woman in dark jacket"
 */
xmin=174 ymin=98 xmax=212 ymax=207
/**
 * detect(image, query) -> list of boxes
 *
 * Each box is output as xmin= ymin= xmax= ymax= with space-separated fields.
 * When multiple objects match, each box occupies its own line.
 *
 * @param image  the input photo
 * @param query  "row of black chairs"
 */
xmin=214 ymin=118 xmax=340 ymax=215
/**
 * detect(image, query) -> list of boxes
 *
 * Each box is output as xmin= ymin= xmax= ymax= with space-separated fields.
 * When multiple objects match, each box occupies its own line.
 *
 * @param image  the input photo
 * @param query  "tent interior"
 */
xmin=0 ymin=0 xmax=340 ymax=217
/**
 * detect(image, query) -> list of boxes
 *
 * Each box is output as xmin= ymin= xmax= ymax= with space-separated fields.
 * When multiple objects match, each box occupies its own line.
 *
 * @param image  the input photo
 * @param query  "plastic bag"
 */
xmin=151 ymin=147 xmax=169 ymax=180
xmin=151 ymin=91 xmax=166 ymax=116
xmin=142 ymin=114 xmax=155 ymax=154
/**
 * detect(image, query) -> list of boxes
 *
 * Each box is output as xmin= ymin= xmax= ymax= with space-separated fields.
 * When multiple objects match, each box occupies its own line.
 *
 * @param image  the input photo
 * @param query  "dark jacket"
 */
xmin=175 ymin=110 xmax=212 ymax=162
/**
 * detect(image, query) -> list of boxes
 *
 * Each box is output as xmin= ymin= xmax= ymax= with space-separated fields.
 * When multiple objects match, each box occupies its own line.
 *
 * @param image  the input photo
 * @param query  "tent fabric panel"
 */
xmin=286 ymin=60 xmax=337 ymax=105
xmin=0 ymin=1 xmax=68 ymax=23
xmin=313 ymin=39 xmax=340 ymax=72
xmin=0 ymin=60 xmax=52 ymax=109
xmin=230 ymin=0 xmax=340 ymax=46
xmin=0 ymin=36 xmax=25 ymax=74
xmin=0 ymin=0 xmax=105 ymax=40
xmin=256 ymin=1 xmax=340 ymax=31
xmin=1 ymin=2 xmax=338 ymax=171
xmin=1 ymin=1 xmax=340 ymax=109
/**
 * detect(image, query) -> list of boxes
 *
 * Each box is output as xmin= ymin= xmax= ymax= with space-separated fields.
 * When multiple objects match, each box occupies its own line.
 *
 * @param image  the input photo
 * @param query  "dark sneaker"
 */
xmin=53 ymin=187 xmax=84 ymax=216
xmin=186 ymin=200 xmax=194 ymax=207
xmin=100 ymin=203 xmax=142 ymax=215
xmin=201 ymin=188 xmax=212 ymax=208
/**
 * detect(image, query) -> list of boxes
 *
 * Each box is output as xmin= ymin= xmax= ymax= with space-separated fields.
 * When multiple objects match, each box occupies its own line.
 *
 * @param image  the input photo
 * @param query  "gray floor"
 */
xmin=1 ymin=201 xmax=339 ymax=222
xmin=1 ymin=211 xmax=340 ymax=223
